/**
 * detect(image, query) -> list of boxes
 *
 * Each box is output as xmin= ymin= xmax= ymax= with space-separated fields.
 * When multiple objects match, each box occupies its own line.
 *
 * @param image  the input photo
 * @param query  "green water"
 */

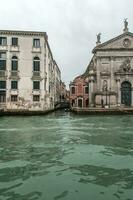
xmin=0 ymin=111 xmax=133 ymax=200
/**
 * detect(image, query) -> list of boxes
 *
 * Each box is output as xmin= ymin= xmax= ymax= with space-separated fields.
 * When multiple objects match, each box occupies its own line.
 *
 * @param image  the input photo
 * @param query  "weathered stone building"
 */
xmin=0 ymin=30 xmax=61 ymax=111
xmin=84 ymin=20 xmax=133 ymax=108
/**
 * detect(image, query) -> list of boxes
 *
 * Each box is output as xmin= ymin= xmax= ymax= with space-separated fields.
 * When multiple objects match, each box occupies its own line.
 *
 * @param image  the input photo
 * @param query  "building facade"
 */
xmin=69 ymin=76 xmax=89 ymax=107
xmin=0 ymin=30 xmax=61 ymax=111
xmin=70 ymin=20 xmax=133 ymax=108
xmin=85 ymin=21 xmax=133 ymax=108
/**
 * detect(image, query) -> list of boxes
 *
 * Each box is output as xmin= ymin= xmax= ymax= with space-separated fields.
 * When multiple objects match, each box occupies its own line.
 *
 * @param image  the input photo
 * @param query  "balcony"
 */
xmin=32 ymin=71 xmax=42 ymax=80
xmin=9 ymin=71 xmax=19 ymax=79
xmin=32 ymin=46 xmax=41 ymax=53
xmin=10 ymin=45 xmax=19 ymax=52
xmin=0 ymin=45 xmax=7 ymax=51
xmin=0 ymin=70 xmax=7 ymax=78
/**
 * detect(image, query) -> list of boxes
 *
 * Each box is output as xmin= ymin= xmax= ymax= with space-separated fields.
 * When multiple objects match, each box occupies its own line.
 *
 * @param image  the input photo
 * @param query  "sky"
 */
xmin=0 ymin=0 xmax=133 ymax=87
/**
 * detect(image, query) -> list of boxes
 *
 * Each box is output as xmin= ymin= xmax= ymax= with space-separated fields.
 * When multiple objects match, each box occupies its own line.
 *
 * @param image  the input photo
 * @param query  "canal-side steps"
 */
xmin=71 ymin=107 xmax=133 ymax=115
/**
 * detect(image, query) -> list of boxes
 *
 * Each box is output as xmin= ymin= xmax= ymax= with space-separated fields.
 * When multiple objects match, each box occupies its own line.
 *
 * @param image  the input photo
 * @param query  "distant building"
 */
xmin=60 ymin=81 xmax=67 ymax=101
xmin=69 ymin=76 xmax=89 ymax=107
xmin=0 ymin=30 xmax=61 ymax=111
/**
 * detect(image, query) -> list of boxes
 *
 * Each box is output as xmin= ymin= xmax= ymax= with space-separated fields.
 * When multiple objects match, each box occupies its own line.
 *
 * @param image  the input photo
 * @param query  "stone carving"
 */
xmin=119 ymin=58 xmax=131 ymax=72
xmin=123 ymin=38 xmax=131 ymax=47
xmin=102 ymin=80 xmax=107 ymax=91
xmin=96 ymin=33 xmax=101 ymax=43
xmin=123 ymin=18 xmax=128 ymax=32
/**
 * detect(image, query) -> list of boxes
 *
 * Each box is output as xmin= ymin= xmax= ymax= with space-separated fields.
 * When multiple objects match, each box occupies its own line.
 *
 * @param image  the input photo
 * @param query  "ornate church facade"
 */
xmin=84 ymin=20 xmax=133 ymax=108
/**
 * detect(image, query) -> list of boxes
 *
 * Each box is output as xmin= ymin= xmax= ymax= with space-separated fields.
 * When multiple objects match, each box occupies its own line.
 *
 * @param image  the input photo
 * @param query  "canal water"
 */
xmin=0 ymin=111 xmax=133 ymax=200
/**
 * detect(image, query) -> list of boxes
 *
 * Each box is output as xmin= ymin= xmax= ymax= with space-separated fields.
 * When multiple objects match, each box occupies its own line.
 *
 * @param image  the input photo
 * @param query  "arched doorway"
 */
xmin=121 ymin=81 xmax=132 ymax=106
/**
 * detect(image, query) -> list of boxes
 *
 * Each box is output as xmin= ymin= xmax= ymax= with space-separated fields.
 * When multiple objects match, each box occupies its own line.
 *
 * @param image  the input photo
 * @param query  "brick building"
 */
xmin=69 ymin=76 xmax=89 ymax=108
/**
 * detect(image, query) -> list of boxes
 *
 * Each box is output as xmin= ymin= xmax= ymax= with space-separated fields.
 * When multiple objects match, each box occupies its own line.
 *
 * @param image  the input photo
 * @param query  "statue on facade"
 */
xmin=96 ymin=33 xmax=101 ymax=43
xmin=123 ymin=18 xmax=128 ymax=32
xmin=119 ymin=58 xmax=131 ymax=72
xmin=102 ymin=80 xmax=107 ymax=91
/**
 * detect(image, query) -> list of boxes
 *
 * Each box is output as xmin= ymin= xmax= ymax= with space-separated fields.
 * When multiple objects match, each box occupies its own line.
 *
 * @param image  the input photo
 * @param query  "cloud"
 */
xmin=0 ymin=0 xmax=133 ymax=86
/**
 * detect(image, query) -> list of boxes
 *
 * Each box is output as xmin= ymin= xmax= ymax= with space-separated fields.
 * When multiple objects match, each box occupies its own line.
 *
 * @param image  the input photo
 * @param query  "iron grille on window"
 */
xmin=33 ymin=95 xmax=40 ymax=101
xmin=11 ymin=95 xmax=18 ymax=102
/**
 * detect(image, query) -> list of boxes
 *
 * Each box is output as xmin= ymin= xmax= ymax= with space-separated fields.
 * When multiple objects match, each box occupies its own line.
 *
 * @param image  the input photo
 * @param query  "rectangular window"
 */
xmin=11 ymin=95 xmax=18 ymax=102
xmin=33 ymin=39 xmax=40 ymax=48
xmin=12 ymin=60 xmax=18 ymax=71
xmin=11 ymin=81 xmax=18 ymax=90
xmin=0 ymin=37 xmax=7 ymax=45
xmin=33 ymin=81 xmax=40 ymax=90
xmin=0 ymin=60 xmax=6 ymax=70
xmin=71 ymin=87 xmax=75 ymax=94
xmin=0 ymin=52 xmax=6 ymax=59
xmin=0 ymin=81 xmax=6 ymax=89
xmin=33 ymin=61 xmax=40 ymax=71
xmin=0 ymin=52 xmax=6 ymax=70
xmin=85 ymin=86 xmax=89 ymax=94
xmin=33 ymin=95 xmax=40 ymax=101
xmin=12 ymin=37 xmax=18 ymax=46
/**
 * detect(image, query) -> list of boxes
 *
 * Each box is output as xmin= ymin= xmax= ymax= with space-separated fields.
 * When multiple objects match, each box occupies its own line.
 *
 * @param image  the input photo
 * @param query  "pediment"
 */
xmin=93 ymin=32 xmax=133 ymax=53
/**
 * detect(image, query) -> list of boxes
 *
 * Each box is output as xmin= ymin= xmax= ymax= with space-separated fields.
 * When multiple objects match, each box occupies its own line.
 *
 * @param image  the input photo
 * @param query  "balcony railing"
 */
xmin=10 ymin=45 xmax=19 ymax=52
xmin=32 ymin=46 xmax=41 ymax=53
xmin=32 ymin=71 xmax=42 ymax=80
xmin=0 ymin=70 xmax=7 ymax=77
xmin=9 ymin=71 xmax=19 ymax=79
xmin=33 ymin=71 xmax=40 ymax=77
xmin=11 ymin=71 xmax=19 ymax=77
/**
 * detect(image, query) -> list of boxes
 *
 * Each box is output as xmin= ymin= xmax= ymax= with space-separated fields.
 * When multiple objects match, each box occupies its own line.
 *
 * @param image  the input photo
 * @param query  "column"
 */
xmin=110 ymin=57 xmax=115 ymax=91
xmin=117 ymin=78 xmax=121 ymax=106
xmin=89 ymin=76 xmax=94 ymax=107
xmin=96 ymin=57 xmax=101 ymax=91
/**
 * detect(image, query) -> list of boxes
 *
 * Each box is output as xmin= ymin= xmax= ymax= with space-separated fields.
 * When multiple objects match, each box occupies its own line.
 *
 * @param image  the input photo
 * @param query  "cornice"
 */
xmin=0 ymin=30 xmax=47 ymax=37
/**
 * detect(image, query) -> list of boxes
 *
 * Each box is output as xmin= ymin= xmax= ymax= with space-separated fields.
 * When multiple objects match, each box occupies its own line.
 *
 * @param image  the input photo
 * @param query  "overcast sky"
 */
xmin=0 ymin=0 xmax=133 ymax=87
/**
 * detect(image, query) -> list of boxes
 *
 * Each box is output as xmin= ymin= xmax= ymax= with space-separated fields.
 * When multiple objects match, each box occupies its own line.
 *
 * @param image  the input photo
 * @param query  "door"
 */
xmin=78 ymin=99 xmax=83 ymax=108
xmin=121 ymin=81 xmax=131 ymax=106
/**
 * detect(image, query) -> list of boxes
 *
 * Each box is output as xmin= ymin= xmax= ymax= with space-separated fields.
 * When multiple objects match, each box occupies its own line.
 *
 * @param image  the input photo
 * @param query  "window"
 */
xmin=11 ymin=56 xmax=18 ymax=71
xmin=33 ymin=81 xmax=40 ymax=90
xmin=0 ymin=52 xmax=6 ymax=59
xmin=0 ymin=91 xmax=6 ymax=102
xmin=33 ymin=57 xmax=40 ymax=71
xmin=71 ymin=86 xmax=75 ymax=94
xmin=12 ymin=38 xmax=18 ymax=46
xmin=33 ymin=39 xmax=40 ymax=48
xmin=0 ymin=37 xmax=7 ymax=46
xmin=85 ymin=86 xmax=89 ymax=94
xmin=11 ymin=81 xmax=18 ymax=90
xmin=0 ymin=52 xmax=6 ymax=70
xmin=0 ymin=81 xmax=6 ymax=89
xmin=11 ymin=95 xmax=18 ymax=102
xmin=33 ymin=95 xmax=40 ymax=101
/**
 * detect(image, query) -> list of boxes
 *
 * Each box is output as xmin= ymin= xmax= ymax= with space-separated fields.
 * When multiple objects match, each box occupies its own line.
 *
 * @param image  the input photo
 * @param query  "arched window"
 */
xmin=33 ymin=57 xmax=40 ymax=71
xmin=11 ymin=56 xmax=18 ymax=71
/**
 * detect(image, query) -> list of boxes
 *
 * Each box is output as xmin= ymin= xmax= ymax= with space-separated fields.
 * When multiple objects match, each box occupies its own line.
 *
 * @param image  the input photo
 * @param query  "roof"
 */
xmin=0 ymin=30 xmax=47 ymax=37
xmin=92 ymin=31 xmax=133 ymax=53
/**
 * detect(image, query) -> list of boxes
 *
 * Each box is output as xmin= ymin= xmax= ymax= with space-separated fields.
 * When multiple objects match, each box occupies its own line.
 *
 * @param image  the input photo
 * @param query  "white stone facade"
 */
xmin=85 ymin=30 xmax=133 ymax=108
xmin=0 ymin=30 xmax=61 ymax=111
